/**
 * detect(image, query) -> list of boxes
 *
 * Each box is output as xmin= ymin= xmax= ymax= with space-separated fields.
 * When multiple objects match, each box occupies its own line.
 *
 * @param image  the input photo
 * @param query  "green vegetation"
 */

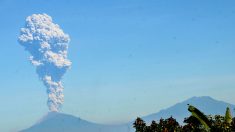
xmin=225 ymin=107 xmax=232 ymax=124
xmin=133 ymin=105 xmax=235 ymax=132
xmin=187 ymin=104 xmax=211 ymax=131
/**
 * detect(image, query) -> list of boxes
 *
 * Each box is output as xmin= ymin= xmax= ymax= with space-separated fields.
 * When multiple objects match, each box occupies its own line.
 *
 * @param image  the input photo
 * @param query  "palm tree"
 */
xmin=187 ymin=104 xmax=211 ymax=131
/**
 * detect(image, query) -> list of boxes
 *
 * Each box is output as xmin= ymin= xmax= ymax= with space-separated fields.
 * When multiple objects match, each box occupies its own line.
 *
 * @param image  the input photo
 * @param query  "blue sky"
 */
xmin=0 ymin=0 xmax=235 ymax=131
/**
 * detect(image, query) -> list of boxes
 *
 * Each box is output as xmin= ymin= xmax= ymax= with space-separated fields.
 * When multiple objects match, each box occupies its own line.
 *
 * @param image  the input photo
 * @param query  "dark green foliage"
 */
xmin=183 ymin=115 xmax=206 ymax=132
xmin=164 ymin=116 xmax=181 ymax=132
xmin=225 ymin=107 xmax=232 ymax=124
xmin=150 ymin=121 xmax=158 ymax=132
xmin=133 ymin=117 xmax=182 ymax=132
xmin=188 ymin=104 xmax=211 ymax=130
xmin=133 ymin=117 xmax=146 ymax=132
xmin=209 ymin=115 xmax=230 ymax=132
xmin=231 ymin=118 xmax=235 ymax=131
xmin=133 ymin=106 xmax=235 ymax=132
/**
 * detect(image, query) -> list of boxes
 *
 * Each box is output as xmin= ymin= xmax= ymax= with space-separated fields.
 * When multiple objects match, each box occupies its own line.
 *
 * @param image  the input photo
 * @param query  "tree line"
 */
xmin=133 ymin=105 xmax=235 ymax=132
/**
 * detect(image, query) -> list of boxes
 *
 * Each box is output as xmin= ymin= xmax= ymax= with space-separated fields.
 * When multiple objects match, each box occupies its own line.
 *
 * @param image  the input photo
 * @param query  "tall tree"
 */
xmin=150 ymin=120 xmax=158 ymax=132
xmin=224 ymin=107 xmax=232 ymax=124
xmin=133 ymin=117 xmax=146 ymax=132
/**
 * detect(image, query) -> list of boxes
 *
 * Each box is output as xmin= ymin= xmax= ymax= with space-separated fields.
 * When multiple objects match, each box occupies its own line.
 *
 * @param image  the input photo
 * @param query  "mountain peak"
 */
xmin=35 ymin=112 xmax=75 ymax=124
xmin=188 ymin=96 xmax=214 ymax=101
xmin=21 ymin=96 xmax=234 ymax=132
xmin=21 ymin=112 xmax=131 ymax=132
xmin=142 ymin=96 xmax=235 ymax=124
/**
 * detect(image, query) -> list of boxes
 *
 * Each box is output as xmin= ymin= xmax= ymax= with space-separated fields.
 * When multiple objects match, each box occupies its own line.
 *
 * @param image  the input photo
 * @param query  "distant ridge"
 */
xmin=21 ymin=96 xmax=235 ymax=132
xmin=141 ymin=96 xmax=235 ymax=124
xmin=21 ymin=112 xmax=131 ymax=132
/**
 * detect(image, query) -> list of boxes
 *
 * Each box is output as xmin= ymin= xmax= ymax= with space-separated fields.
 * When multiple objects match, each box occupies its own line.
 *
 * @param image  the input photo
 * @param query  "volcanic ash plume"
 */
xmin=18 ymin=14 xmax=71 ymax=112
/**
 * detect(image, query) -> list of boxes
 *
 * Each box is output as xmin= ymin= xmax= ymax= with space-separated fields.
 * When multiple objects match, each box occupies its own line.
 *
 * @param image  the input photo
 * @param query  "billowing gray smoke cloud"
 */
xmin=18 ymin=14 xmax=71 ymax=112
